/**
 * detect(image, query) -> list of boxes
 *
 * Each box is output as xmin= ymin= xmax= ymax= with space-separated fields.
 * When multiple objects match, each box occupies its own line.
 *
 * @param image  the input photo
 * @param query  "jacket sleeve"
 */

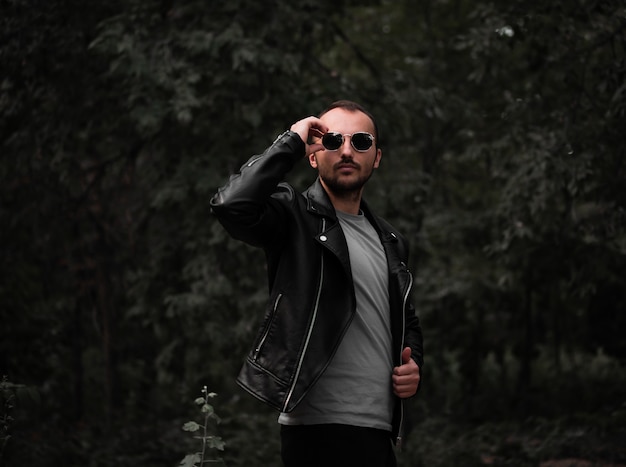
xmin=210 ymin=131 xmax=305 ymax=247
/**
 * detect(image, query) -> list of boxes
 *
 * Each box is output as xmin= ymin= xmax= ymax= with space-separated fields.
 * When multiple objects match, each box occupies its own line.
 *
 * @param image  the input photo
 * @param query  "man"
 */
xmin=211 ymin=100 xmax=423 ymax=467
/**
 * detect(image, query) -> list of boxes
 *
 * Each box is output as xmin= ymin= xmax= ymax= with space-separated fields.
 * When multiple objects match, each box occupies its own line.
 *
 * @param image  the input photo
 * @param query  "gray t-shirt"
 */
xmin=279 ymin=209 xmax=393 ymax=431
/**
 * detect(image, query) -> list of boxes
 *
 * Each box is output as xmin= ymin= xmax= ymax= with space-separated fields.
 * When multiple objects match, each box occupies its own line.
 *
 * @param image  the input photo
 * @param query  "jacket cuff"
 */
xmin=271 ymin=130 xmax=306 ymax=158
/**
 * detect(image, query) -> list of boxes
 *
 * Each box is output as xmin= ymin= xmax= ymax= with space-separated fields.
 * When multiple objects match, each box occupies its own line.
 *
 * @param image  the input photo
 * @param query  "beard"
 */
xmin=317 ymin=159 xmax=375 ymax=197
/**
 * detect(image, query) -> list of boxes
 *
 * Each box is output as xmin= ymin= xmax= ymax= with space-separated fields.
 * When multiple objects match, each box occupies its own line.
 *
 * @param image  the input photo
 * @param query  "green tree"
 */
xmin=1 ymin=0 xmax=624 ymax=465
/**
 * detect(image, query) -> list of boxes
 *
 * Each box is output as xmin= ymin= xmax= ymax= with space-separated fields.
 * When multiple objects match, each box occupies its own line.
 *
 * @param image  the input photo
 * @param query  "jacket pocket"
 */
xmin=252 ymin=293 xmax=283 ymax=361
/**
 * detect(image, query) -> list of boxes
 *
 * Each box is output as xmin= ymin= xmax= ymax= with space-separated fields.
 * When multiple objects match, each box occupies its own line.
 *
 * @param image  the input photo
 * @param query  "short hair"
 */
xmin=319 ymin=100 xmax=380 ymax=143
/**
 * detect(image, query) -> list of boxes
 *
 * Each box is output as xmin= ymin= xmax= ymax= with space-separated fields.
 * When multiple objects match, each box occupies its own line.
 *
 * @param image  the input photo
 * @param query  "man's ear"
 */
xmin=308 ymin=152 xmax=318 ymax=168
xmin=373 ymin=148 xmax=382 ymax=169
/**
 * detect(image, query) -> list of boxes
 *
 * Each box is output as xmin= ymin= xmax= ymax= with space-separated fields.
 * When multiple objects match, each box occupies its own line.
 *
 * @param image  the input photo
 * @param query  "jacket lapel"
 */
xmin=305 ymin=179 xmax=352 ymax=280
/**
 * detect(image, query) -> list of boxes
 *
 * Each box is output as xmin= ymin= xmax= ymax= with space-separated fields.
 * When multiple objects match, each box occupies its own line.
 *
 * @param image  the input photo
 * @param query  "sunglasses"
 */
xmin=321 ymin=132 xmax=375 ymax=152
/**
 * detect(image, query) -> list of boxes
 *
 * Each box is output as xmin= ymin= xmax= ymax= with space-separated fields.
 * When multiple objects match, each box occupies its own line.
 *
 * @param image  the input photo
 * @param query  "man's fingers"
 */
xmin=401 ymin=347 xmax=412 ymax=364
xmin=392 ymin=359 xmax=421 ymax=398
xmin=309 ymin=127 xmax=324 ymax=138
xmin=289 ymin=117 xmax=328 ymax=156
xmin=393 ymin=375 xmax=420 ymax=398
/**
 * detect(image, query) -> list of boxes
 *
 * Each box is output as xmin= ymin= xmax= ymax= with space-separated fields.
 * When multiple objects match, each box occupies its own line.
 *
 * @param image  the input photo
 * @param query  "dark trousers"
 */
xmin=280 ymin=424 xmax=397 ymax=467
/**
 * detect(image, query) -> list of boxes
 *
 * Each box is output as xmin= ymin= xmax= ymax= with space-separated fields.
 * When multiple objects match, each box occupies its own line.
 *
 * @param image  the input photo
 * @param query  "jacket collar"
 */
xmin=305 ymin=178 xmax=384 ymax=233
xmin=305 ymin=177 xmax=338 ymax=219
xmin=305 ymin=178 xmax=400 ymax=245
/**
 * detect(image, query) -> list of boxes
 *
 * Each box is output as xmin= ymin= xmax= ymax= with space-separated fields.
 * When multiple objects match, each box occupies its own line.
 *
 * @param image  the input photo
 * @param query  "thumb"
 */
xmin=401 ymin=347 xmax=412 ymax=365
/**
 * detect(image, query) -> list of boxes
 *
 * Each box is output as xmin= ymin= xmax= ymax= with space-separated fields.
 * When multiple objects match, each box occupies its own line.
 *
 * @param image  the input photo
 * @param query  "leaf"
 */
xmin=208 ymin=436 xmax=226 ymax=451
xmin=179 ymin=453 xmax=201 ymax=467
xmin=182 ymin=421 xmax=201 ymax=432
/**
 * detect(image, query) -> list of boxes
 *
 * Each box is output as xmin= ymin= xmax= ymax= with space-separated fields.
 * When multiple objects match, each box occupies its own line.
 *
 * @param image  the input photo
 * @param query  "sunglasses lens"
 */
xmin=352 ymin=132 xmax=374 ymax=151
xmin=322 ymin=132 xmax=343 ymax=150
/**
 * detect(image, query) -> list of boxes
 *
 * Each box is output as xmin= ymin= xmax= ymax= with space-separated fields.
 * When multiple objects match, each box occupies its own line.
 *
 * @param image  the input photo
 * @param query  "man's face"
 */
xmin=309 ymin=108 xmax=382 ymax=196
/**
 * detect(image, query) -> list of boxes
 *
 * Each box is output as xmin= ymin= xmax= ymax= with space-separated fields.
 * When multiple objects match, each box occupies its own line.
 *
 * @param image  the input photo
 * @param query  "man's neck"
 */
xmin=325 ymin=188 xmax=363 ymax=216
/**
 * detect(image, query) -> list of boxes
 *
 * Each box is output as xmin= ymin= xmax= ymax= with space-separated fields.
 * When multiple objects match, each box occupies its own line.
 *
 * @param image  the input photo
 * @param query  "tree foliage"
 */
xmin=1 ymin=0 xmax=625 ymax=465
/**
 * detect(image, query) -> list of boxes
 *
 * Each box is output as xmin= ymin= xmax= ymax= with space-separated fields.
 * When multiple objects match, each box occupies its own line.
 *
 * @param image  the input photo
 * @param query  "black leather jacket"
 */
xmin=210 ymin=131 xmax=423 ymax=443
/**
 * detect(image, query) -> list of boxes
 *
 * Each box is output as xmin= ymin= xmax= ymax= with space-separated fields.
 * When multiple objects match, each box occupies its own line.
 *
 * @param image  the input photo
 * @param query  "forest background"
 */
xmin=1 ymin=0 xmax=625 ymax=466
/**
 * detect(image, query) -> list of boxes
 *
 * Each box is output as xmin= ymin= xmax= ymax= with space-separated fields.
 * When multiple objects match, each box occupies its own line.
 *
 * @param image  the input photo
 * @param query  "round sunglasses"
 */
xmin=321 ymin=132 xmax=375 ymax=152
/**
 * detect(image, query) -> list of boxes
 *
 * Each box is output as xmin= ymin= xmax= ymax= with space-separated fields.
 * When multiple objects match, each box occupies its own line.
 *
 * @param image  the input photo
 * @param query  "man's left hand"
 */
xmin=392 ymin=347 xmax=420 ymax=398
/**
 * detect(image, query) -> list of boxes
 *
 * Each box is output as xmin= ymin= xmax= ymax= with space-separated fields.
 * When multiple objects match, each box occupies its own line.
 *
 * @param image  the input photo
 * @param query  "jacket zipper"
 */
xmin=396 ymin=264 xmax=413 ymax=446
xmin=253 ymin=293 xmax=283 ymax=360
xmin=247 ymin=155 xmax=263 ymax=167
xmin=282 ymin=218 xmax=326 ymax=411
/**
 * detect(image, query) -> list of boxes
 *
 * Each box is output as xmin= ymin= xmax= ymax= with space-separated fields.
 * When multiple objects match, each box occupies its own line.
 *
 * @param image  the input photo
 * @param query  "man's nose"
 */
xmin=340 ymin=135 xmax=353 ymax=156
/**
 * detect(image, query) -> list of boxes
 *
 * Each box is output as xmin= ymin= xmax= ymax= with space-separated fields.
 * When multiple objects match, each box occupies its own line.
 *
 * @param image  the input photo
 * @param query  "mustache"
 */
xmin=334 ymin=159 xmax=360 ymax=170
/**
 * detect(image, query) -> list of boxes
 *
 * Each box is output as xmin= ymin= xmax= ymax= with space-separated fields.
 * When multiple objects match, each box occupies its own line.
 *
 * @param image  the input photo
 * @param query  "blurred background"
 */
xmin=1 ymin=0 xmax=625 ymax=466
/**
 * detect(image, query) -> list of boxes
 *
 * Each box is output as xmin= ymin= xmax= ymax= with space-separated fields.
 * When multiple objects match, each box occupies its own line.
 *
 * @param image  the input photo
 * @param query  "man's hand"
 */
xmin=392 ymin=347 xmax=421 ymax=399
xmin=290 ymin=116 xmax=328 ymax=156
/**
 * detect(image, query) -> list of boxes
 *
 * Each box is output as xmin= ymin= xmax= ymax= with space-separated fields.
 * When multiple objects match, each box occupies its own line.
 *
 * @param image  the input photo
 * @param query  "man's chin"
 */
xmin=322 ymin=177 xmax=366 ymax=195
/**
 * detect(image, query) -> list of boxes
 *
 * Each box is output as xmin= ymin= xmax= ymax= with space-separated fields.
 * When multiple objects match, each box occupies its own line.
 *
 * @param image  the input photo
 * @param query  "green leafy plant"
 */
xmin=179 ymin=386 xmax=226 ymax=467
